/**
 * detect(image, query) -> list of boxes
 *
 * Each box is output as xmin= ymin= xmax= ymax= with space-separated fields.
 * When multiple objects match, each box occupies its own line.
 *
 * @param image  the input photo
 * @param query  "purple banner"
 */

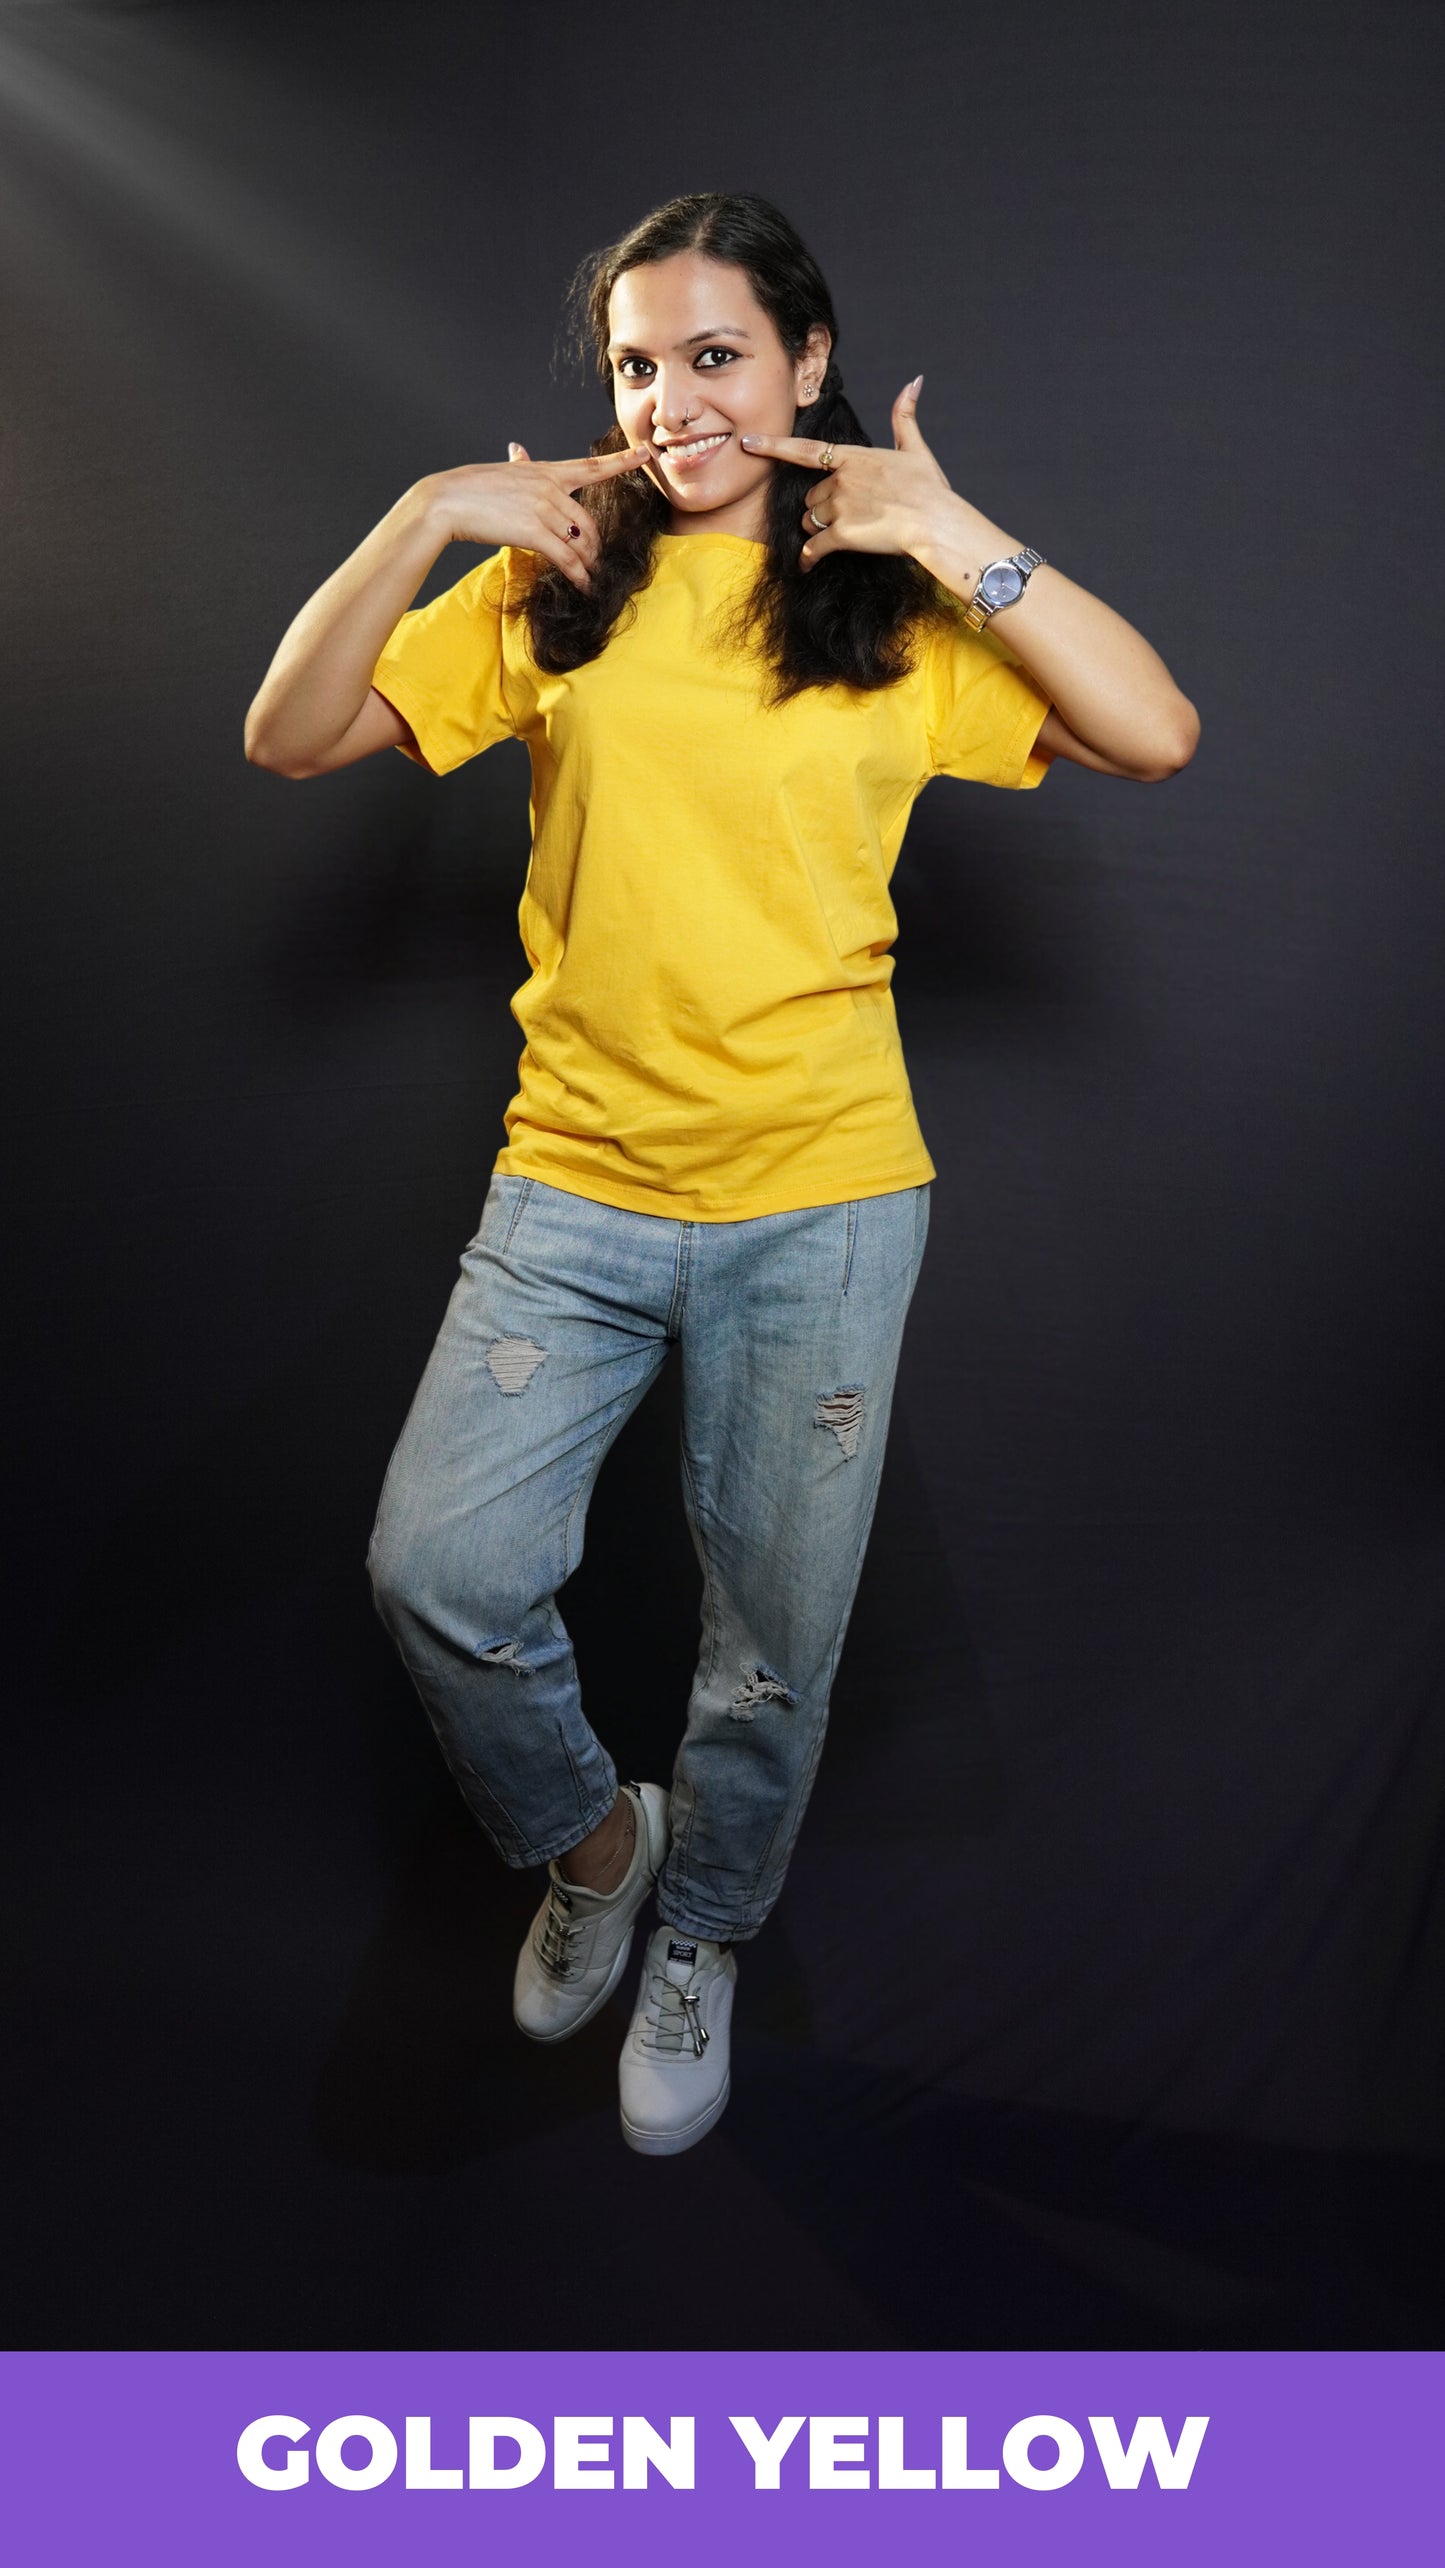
xmin=2 ymin=2350 xmax=1439 ymax=2564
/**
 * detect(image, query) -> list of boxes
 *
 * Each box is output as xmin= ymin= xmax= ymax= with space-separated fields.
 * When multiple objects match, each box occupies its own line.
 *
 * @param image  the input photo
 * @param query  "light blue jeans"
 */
xmin=367 ymin=1174 xmax=930 ymax=1941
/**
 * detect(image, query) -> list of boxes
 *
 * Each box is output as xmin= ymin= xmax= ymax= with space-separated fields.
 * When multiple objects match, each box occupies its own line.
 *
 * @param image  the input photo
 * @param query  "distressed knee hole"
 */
xmin=476 ymin=1635 xmax=529 ymax=1675
xmin=730 ymin=1663 xmax=798 ymax=1719
xmin=485 ymin=1335 xmax=547 ymax=1395
xmin=814 ymin=1384 xmax=865 ymax=1458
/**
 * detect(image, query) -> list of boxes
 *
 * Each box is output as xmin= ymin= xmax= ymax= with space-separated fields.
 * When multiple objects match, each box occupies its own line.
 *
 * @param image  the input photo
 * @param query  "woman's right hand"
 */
xmin=423 ymin=442 xmax=651 ymax=593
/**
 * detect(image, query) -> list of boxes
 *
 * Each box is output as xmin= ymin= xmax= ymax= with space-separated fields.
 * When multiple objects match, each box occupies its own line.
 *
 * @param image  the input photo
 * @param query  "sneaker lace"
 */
xmin=535 ymin=1882 xmax=582 ymax=1981
xmin=641 ymin=1968 xmax=709 ymax=2059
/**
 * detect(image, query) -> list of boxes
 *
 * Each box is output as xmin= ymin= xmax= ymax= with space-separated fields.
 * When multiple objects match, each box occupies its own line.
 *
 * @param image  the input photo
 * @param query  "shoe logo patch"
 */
xmin=667 ymin=1938 xmax=698 ymax=1965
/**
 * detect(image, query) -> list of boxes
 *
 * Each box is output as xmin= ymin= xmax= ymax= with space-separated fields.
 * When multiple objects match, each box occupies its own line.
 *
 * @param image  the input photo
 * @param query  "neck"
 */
xmin=667 ymin=492 xmax=769 ymax=542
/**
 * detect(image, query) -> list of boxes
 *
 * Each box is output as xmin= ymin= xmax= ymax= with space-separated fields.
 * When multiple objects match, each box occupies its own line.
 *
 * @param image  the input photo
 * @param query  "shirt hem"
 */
xmin=999 ymin=683 xmax=1054 ymax=788
xmin=370 ymin=661 xmax=450 ymax=773
xmin=491 ymin=1150 xmax=938 ymax=1223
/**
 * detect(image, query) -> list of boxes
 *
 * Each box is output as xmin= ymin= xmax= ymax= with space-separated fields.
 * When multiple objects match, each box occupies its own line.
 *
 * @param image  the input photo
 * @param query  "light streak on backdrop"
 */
xmin=0 ymin=1 xmax=489 ymax=425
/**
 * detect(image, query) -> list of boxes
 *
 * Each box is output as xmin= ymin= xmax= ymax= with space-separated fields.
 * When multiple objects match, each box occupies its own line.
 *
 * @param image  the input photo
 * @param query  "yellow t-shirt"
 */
xmin=371 ymin=533 xmax=1051 ymax=1220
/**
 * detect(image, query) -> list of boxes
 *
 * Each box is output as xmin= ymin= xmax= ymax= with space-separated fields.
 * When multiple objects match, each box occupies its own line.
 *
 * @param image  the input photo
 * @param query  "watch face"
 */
xmin=981 ymin=562 xmax=1024 ymax=607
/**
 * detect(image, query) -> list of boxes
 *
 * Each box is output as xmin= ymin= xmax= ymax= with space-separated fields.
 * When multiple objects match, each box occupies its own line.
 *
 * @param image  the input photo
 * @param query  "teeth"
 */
xmin=662 ymin=432 xmax=729 ymax=460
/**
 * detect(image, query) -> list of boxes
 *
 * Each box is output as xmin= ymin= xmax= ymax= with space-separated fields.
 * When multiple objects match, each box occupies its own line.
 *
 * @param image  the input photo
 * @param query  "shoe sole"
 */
xmin=514 ymin=1913 xmax=640 ymax=2045
xmin=620 ymin=2072 xmax=732 ymax=2157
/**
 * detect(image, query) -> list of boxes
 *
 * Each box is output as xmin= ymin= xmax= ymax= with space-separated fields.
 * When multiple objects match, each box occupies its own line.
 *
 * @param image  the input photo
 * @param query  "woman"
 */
xmin=245 ymin=192 xmax=1198 ymax=2157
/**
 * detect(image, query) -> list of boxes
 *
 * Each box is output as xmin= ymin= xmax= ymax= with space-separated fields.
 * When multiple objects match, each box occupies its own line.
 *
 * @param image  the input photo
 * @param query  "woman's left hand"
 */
xmin=740 ymin=377 xmax=957 ymax=572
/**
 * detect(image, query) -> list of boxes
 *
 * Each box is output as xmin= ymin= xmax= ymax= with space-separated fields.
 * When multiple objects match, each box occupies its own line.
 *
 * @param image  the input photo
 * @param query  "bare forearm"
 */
xmin=244 ymin=480 xmax=450 ymax=774
xmin=244 ymin=439 xmax=651 ymax=778
xmin=912 ymin=493 xmax=1199 ymax=775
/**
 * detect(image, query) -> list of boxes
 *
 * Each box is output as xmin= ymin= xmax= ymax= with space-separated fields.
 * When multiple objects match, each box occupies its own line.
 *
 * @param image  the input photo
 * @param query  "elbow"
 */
xmin=244 ymin=710 xmax=279 ymax=771
xmin=1128 ymin=701 xmax=1199 ymax=784
xmin=244 ymin=722 xmax=307 ymax=779
xmin=1149 ymin=696 xmax=1201 ymax=782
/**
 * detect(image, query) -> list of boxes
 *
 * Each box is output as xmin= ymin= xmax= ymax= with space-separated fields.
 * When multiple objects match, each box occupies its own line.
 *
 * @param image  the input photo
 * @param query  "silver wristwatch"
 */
xmin=963 ymin=544 xmax=1047 ymax=632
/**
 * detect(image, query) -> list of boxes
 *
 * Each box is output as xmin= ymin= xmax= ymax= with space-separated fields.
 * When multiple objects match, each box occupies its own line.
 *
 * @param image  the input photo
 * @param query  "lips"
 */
xmin=654 ymin=430 xmax=732 ymax=470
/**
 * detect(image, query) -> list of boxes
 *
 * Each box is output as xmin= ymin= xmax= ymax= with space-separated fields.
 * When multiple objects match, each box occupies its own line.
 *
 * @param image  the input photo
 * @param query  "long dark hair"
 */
xmin=519 ymin=193 xmax=949 ymax=702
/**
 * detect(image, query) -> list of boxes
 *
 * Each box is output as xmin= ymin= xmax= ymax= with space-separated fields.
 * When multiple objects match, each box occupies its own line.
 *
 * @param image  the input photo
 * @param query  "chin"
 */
xmin=670 ymin=484 xmax=743 ymax=514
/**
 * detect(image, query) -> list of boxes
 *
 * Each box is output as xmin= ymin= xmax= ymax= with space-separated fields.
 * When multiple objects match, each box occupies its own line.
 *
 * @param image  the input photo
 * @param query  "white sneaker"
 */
xmin=513 ymin=1781 xmax=669 ymax=2044
xmin=618 ymin=1924 xmax=737 ymax=2156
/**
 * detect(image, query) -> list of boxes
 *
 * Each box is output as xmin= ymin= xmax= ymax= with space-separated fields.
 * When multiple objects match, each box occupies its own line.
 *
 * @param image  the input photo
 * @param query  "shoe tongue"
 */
xmin=663 ymin=1934 xmax=698 ymax=1986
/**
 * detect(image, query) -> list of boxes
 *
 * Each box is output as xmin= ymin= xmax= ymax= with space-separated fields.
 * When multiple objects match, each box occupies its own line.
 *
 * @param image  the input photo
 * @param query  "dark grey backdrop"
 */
xmin=4 ymin=0 xmax=1443 ymax=2347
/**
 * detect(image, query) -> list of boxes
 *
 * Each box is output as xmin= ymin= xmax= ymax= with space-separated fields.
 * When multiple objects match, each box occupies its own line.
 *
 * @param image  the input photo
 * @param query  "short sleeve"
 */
xmin=922 ymin=600 xmax=1053 ymax=789
xmin=371 ymin=550 xmax=518 ymax=775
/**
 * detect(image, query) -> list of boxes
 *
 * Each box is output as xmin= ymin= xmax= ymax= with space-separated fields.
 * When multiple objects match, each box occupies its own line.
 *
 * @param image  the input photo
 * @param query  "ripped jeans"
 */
xmin=367 ymin=1174 xmax=930 ymax=1942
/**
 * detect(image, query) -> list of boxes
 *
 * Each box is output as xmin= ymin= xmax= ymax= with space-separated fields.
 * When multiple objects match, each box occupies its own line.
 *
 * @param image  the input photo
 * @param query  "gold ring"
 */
xmin=818 ymin=443 xmax=836 ymax=471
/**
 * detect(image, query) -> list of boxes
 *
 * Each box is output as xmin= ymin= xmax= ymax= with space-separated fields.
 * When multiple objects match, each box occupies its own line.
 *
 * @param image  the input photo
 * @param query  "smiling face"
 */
xmin=607 ymin=250 xmax=830 ymax=540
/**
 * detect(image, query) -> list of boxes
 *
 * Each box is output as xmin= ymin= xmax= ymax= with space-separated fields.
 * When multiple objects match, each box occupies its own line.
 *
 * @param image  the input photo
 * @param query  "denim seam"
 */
xmin=517 ymin=1787 xmax=621 ymax=1870
xmin=666 ymin=1778 xmax=698 ymax=1889
xmin=678 ymin=1433 xmax=722 ymax=1698
xmin=666 ymin=1220 xmax=693 ymax=1338
xmin=744 ymin=1336 xmax=909 ymax=1921
xmin=557 ymin=1719 xmax=597 ymax=1828
xmin=669 ymin=1429 xmax=725 ymax=1918
xmin=782 ymin=1442 xmax=891 ymax=1865
xmin=741 ymin=1810 xmax=783 ymax=1911
xmin=842 ymin=1197 xmax=859 ymax=1297
xmin=499 ymin=1177 xmax=534 ymax=1257
xmin=559 ymin=1473 xmax=588 ymax=1586
xmin=445 ymin=1752 xmax=532 ymax=1863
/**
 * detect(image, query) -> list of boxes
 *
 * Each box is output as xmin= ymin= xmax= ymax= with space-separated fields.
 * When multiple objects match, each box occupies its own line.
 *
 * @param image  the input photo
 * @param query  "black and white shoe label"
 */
xmin=666 ymin=1938 xmax=698 ymax=1966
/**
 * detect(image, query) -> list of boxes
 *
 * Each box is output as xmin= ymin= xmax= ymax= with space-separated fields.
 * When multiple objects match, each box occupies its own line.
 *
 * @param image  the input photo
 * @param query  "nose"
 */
xmin=651 ymin=372 xmax=697 ymax=434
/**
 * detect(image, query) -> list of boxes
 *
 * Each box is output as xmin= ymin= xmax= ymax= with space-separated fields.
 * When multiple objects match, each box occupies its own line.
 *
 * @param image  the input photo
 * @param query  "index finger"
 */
xmin=553 ymin=446 xmax=653 ymax=483
xmin=738 ymin=434 xmax=841 ymax=465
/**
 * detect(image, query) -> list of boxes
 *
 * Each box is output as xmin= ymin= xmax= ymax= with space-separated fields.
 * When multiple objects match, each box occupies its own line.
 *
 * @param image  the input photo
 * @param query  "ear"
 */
xmin=796 ymin=322 xmax=832 ymax=401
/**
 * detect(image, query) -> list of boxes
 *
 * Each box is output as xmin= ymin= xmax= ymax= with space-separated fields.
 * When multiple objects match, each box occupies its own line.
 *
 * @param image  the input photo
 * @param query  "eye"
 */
xmin=615 ymin=357 xmax=655 ymax=382
xmin=695 ymin=346 xmax=739 ymax=369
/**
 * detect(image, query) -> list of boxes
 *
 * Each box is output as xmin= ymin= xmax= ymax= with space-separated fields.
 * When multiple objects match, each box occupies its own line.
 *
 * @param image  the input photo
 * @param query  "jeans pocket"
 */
xmin=913 ymin=1179 xmax=932 ymax=1271
xmin=498 ymin=1176 xmax=534 ymax=1256
xmin=468 ymin=1174 xmax=532 ymax=1259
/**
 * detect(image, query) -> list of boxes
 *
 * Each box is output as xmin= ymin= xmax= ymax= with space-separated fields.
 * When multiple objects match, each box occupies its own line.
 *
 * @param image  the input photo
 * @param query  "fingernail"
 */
xmin=910 ymin=374 xmax=924 ymax=396
xmin=508 ymin=441 xmax=522 ymax=459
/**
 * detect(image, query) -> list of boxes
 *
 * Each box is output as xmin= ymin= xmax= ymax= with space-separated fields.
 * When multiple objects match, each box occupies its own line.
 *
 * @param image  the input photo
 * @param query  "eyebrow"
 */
xmin=607 ymin=326 xmax=754 ymax=357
